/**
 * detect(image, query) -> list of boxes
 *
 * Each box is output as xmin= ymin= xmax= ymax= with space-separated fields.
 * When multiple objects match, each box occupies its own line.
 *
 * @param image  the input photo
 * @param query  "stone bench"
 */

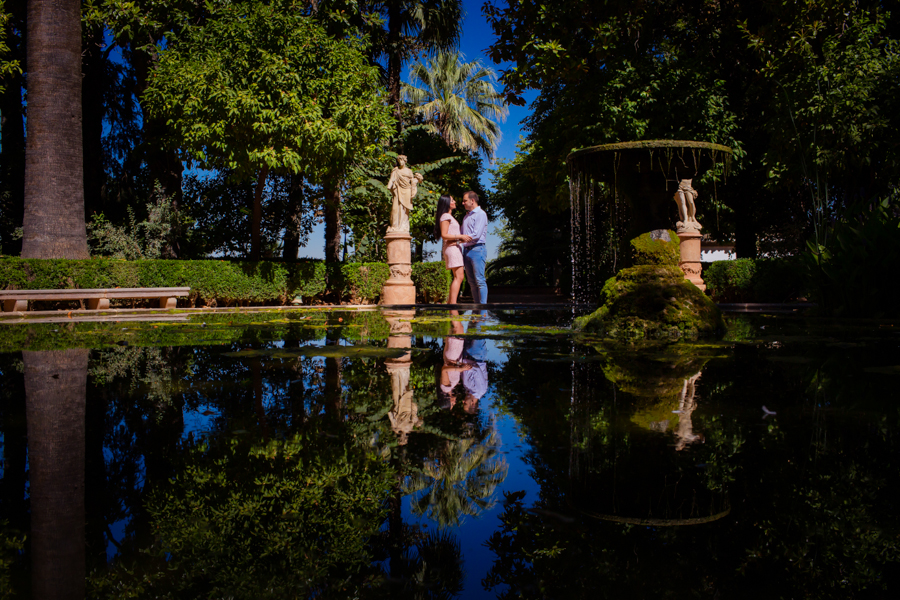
xmin=1 ymin=287 xmax=191 ymax=312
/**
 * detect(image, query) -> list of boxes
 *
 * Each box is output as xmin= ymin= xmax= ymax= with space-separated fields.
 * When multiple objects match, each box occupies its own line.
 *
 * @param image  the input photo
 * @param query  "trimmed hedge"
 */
xmin=705 ymin=258 xmax=807 ymax=303
xmin=0 ymin=258 xmax=450 ymax=306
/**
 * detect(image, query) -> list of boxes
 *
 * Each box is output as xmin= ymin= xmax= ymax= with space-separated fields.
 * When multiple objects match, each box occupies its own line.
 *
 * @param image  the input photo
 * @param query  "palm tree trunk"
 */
xmin=250 ymin=165 xmax=270 ymax=260
xmin=22 ymin=0 xmax=89 ymax=258
xmin=24 ymin=348 xmax=89 ymax=600
xmin=386 ymin=1 xmax=403 ymax=138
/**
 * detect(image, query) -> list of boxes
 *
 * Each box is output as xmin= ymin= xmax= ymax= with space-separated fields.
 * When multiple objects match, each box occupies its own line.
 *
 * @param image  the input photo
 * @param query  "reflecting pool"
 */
xmin=1 ymin=308 xmax=899 ymax=598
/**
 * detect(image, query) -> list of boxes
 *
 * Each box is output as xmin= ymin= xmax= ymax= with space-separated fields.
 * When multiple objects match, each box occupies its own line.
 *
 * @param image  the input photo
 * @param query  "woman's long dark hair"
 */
xmin=433 ymin=195 xmax=453 ymax=241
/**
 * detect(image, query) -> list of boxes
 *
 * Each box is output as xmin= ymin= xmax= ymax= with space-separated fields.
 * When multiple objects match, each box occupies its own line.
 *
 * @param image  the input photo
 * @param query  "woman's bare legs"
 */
xmin=448 ymin=266 xmax=465 ymax=304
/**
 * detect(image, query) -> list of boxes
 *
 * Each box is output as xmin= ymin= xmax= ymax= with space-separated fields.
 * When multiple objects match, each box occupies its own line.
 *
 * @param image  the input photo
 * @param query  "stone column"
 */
xmin=674 ymin=179 xmax=706 ymax=291
xmin=382 ymin=232 xmax=416 ymax=305
xmin=677 ymin=230 xmax=705 ymax=291
xmin=382 ymin=310 xmax=421 ymax=445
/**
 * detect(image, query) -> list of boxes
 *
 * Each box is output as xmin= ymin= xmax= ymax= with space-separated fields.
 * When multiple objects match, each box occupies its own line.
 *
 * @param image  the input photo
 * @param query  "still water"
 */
xmin=1 ymin=308 xmax=899 ymax=598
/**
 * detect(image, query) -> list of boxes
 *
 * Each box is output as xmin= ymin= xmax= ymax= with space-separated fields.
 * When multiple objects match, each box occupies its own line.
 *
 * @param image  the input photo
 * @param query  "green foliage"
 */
xmin=574 ymin=265 xmax=724 ymax=339
xmin=0 ymin=258 xmax=449 ymax=307
xmin=87 ymin=185 xmax=178 ymax=260
xmin=144 ymin=1 xmax=393 ymax=180
xmin=629 ymin=230 xmax=680 ymax=266
xmin=705 ymin=257 xmax=807 ymax=303
xmin=486 ymin=142 xmax=569 ymax=287
xmin=802 ymin=196 xmax=900 ymax=317
xmin=340 ymin=262 xmax=391 ymax=304
xmin=411 ymin=261 xmax=451 ymax=303
xmin=0 ymin=521 xmax=24 ymax=600
xmin=0 ymin=1 xmax=20 ymax=92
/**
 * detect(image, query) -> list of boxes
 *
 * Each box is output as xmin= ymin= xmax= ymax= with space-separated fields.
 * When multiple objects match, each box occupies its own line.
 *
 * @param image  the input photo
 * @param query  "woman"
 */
xmin=437 ymin=310 xmax=471 ymax=409
xmin=434 ymin=195 xmax=471 ymax=304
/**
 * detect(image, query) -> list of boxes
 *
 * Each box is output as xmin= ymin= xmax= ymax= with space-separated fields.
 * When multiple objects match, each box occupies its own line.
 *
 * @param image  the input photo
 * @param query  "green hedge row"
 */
xmin=0 ymin=258 xmax=450 ymax=306
xmin=705 ymin=258 xmax=807 ymax=303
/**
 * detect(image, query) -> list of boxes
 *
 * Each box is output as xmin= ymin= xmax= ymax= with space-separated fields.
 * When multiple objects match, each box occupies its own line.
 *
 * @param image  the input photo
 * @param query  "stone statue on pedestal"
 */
xmin=387 ymin=154 xmax=424 ymax=233
xmin=674 ymin=179 xmax=701 ymax=233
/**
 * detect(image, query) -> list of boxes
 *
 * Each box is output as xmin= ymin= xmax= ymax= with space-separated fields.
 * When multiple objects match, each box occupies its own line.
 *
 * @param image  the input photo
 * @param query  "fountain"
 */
xmin=568 ymin=140 xmax=731 ymax=338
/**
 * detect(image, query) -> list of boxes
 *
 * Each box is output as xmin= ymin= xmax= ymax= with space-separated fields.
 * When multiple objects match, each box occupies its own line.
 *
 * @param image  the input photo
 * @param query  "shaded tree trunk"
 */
xmin=324 ymin=323 xmax=342 ymax=420
xmin=250 ymin=166 xmax=269 ymax=260
xmin=386 ymin=1 xmax=403 ymax=138
xmin=24 ymin=348 xmax=89 ymax=600
xmin=282 ymin=173 xmax=304 ymax=260
xmin=323 ymin=178 xmax=342 ymax=263
xmin=22 ymin=0 xmax=88 ymax=258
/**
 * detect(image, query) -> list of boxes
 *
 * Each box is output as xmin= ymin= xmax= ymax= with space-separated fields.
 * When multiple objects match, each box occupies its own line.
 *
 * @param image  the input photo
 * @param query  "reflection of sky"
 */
xmin=404 ymin=337 xmax=539 ymax=598
xmin=101 ymin=320 xmax=535 ymax=585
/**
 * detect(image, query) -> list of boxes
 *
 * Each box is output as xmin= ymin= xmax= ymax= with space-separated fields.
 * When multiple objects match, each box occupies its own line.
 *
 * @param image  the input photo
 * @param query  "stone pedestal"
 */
xmin=676 ymin=230 xmax=705 ymax=291
xmin=382 ymin=309 xmax=420 ymax=444
xmin=382 ymin=232 xmax=416 ymax=305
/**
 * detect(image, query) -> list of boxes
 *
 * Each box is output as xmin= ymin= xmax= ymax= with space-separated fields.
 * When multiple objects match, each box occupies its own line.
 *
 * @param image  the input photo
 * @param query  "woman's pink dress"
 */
xmin=440 ymin=213 xmax=464 ymax=269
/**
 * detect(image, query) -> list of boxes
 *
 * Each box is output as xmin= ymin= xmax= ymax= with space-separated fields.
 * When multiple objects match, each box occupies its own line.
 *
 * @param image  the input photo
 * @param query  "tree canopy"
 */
xmin=143 ymin=0 xmax=394 ymax=259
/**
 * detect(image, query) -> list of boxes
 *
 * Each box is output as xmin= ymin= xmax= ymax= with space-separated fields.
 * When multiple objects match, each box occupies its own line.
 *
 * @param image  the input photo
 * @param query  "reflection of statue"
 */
xmin=387 ymin=154 xmax=424 ymax=233
xmin=674 ymin=372 xmax=704 ymax=451
xmin=387 ymin=365 xmax=423 ymax=445
xmin=674 ymin=179 xmax=701 ymax=232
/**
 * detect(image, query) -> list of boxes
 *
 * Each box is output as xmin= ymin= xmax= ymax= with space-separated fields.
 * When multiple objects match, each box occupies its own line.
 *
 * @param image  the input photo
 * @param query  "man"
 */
xmin=460 ymin=323 xmax=488 ymax=414
xmin=460 ymin=191 xmax=488 ymax=304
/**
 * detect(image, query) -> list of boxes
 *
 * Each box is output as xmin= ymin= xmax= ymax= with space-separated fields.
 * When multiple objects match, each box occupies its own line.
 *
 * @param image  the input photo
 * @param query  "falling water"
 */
xmin=568 ymin=152 xmax=630 ymax=305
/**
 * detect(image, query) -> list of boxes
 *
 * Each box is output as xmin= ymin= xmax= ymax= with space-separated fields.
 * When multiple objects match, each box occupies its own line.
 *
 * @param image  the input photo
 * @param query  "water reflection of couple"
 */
xmin=439 ymin=311 xmax=487 ymax=413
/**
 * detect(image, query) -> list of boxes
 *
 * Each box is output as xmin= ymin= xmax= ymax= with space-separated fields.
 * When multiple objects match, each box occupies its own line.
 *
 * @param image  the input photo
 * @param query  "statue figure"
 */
xmin=674 ymin=179 xmax=701 ymax=232
xmin=387 ymin=154 xmax=424 ymax=233
xmin=387 ymin=367 xmax=423 ymax=445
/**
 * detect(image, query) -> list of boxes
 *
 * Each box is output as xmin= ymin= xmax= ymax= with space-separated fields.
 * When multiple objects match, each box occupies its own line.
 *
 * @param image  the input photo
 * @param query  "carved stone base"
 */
xmin=677 ymin=230 xmax=705 ymax=291
xmin=382 ymin=232 xmax=417 ymax=305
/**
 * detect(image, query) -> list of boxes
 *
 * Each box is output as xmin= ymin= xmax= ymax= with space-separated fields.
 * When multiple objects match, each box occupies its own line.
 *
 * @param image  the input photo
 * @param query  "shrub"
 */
xmin=0 ymin=258 xmax=448 ymax=307
xmin=412 ymin=262 xmax=450 ymax=303
xmin=803 ymin=197 xmax=900 ymax=317
xmin=705 ymin=258 xmax=806 ymax=303
xmin=340 ymin=262 xmax=391 ymax=304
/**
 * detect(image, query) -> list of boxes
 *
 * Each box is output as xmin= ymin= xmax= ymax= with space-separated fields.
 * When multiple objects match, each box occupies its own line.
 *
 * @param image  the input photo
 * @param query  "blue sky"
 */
xmin=301 ymin=0 xmax=537 ymax=260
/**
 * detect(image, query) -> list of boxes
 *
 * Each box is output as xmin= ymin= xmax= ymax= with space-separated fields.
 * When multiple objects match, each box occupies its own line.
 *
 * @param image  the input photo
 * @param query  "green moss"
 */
xmin=574 ymin=265 xmax=724 ymax=339
xmin=630 ymin=230 xmax=680 ymax=266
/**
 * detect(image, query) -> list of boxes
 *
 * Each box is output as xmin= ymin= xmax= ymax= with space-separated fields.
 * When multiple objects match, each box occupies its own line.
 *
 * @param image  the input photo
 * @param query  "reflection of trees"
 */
xmin=91 ymin=431 xmax=393 ymax=598
xmin=24 ymin=349 xmax=90 ymax=600
xmin=405 ymin=427 xmax=508 ymax=528
xmin=484 ymin=338 xmax=900 ymax=598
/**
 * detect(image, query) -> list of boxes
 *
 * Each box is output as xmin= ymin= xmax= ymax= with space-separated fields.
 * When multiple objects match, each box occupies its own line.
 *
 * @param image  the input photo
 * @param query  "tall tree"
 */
xmin=144 ymin=1 xmax=393 ymax=260
xmin=366 ymin=0 xmax=463 ymax=135
xmin=20 ymin=0 xmax=88 ymax=258
xmin=403 ymin=51 xmax=508 ymax=157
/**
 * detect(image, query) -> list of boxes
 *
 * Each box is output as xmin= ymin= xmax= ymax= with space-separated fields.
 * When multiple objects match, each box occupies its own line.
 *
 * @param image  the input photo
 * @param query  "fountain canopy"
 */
xmin=567 ymin=139 xmax=732 ymax=183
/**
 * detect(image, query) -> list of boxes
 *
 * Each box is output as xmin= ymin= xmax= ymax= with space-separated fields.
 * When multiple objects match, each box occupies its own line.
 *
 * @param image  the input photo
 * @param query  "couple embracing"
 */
xmin=433 ymin=191 xmax=488 ymax=305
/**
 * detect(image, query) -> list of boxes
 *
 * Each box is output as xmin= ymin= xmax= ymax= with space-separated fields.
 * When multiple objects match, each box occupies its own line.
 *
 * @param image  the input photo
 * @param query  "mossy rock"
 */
xmin=574 ymin=265 xmax=724 ymax=339
xmin=630 ymin=230 xmax=680 ymax=266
